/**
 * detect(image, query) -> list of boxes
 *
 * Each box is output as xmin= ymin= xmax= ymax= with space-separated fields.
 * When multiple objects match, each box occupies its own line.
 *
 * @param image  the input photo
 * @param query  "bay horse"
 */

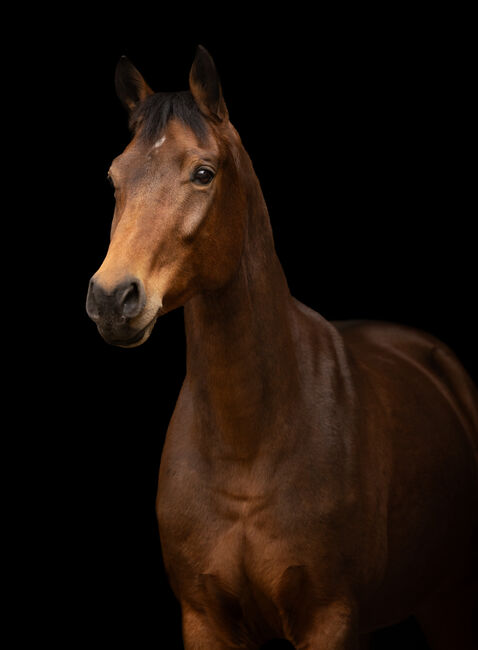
xmin=86 ymin=46 xmax=478 ymax=649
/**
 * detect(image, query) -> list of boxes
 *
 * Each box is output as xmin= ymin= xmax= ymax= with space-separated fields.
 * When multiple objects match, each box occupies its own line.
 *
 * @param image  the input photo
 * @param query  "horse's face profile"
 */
xmin=86 ymin=47 xmax=246 ymax=347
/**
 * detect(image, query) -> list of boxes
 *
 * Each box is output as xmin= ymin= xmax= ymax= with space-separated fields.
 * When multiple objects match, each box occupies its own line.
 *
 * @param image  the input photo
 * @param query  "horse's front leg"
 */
xmin=182 ymin=604 xmax=260 ymax=650
xmin=293 ymin=601 xmax=359 ymax=650
xmin=181 ymin=606 xmax=228 ymax=649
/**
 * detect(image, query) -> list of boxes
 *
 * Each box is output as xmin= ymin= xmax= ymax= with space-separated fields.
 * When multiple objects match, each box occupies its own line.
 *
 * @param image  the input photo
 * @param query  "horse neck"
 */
xmin=183 ymin=141 xmax=299 ymax=458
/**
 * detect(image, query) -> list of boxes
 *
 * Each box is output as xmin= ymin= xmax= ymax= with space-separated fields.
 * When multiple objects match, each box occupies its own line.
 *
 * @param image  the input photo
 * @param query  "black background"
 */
xmin=24 ymin=6 xmax=475 ymax=649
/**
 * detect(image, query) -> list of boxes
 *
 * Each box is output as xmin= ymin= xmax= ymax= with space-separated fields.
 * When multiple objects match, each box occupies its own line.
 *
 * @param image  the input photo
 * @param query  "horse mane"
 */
xmin=130 ymin=91 xmax=208 ymax=142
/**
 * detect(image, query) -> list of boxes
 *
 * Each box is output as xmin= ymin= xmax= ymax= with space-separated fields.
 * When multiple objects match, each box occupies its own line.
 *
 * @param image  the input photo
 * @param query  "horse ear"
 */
xmin=189 ymin=45 xmax=228 ymax=122
xmin=115 ymin=56 xmax=154 ymax=114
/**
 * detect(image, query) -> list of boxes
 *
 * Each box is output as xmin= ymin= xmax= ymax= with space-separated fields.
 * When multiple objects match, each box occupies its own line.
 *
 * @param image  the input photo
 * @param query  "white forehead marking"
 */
xmin=153 ymin=136 xmax=166 ymax=149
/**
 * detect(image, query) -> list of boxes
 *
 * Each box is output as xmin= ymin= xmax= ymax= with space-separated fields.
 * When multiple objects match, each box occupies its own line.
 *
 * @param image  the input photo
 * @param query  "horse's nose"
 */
xmin=86 ymin=275 xmax=146 ymax=323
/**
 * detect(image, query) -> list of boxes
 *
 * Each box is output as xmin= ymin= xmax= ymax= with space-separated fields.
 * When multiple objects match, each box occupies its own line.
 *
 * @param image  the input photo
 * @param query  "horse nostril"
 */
xmin=86 ymin=278 xmax=100 ymax=321
xmin=116 ymin=278 xmax=145 ymax=320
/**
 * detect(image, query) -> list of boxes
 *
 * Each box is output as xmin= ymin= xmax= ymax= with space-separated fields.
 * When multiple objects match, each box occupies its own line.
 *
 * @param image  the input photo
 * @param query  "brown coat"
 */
xmin=87 ymin=47 xmax=478 ymax=649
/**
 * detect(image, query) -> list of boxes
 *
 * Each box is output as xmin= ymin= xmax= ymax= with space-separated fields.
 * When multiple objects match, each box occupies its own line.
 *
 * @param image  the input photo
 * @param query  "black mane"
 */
xmin=130 ymin=91 xmax=208 ymax=142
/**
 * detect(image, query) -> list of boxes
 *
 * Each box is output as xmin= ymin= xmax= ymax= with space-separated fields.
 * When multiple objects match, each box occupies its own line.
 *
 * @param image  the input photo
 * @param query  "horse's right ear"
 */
xmin=115 ymin=56 xmax=154 ymax=114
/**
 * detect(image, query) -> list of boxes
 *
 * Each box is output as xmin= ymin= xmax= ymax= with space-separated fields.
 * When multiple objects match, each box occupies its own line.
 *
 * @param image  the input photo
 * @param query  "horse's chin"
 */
xmin=117 ymin=324 xmax=154 ymax=348
xmin=101 ymin=317 xmax=158 ymax=348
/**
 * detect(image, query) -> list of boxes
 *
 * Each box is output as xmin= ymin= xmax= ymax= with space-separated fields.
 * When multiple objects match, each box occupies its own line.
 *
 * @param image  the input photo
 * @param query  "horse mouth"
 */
xmin=101 ymin=317 xmax=158 ymax=348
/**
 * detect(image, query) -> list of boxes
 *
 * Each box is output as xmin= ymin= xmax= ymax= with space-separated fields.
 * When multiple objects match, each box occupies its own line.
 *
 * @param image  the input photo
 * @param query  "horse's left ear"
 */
xmin=189 ymin=45 xmax=228 ymax=122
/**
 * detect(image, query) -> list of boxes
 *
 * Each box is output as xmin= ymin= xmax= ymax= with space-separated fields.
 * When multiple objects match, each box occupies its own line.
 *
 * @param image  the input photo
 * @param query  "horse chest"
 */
xmin=158 ymin=457 xmax=354 ymax=624
xmin=161 ymin=473 xmax=295 ymax=574
xmin=159 ymin=482 xmax=311 ymax=639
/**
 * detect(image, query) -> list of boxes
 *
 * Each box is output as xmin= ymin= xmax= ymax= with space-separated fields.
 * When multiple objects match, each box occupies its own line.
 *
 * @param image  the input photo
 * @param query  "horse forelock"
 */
xmin=129 ymin=91 xmax=209 ymax=143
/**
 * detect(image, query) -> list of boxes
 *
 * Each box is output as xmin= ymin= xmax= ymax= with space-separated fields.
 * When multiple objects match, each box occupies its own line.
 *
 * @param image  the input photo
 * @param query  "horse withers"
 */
xmin=86 ymin=46 xmax=478 ymax=649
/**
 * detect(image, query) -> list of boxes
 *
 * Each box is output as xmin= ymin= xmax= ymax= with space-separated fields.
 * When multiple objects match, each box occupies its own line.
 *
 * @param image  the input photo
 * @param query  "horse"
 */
xmin=86 ymin=46 xmax=478 ymax=649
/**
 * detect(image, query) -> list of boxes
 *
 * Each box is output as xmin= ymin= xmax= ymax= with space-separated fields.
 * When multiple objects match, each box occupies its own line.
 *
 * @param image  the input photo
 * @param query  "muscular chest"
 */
xmin=158 ymin=472 xmax=315 ymax=641
xmin=158 ymin=461 xmax=289 ymax=573
xmin=157 ymin=452 xmax=355 ymax=610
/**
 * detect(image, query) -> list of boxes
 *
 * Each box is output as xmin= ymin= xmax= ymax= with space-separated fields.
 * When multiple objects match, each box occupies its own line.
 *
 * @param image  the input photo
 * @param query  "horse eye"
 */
xmin=192 ymin=167 xmax=215 ymax=185
xmin=107 ymin=173 xmax=115 ymax=187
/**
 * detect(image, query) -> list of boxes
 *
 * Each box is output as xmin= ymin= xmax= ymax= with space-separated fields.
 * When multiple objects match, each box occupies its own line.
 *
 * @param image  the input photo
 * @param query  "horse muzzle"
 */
xmin=86 ymin=274 xmax=151 ymax=347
